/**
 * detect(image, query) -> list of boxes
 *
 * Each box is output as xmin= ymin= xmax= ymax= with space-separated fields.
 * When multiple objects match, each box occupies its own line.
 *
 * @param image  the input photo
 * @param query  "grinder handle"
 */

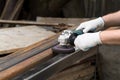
xmin=73 ymin=29 xmax=83 ymax=35
xmin=68 ymin=30 xmax=83 ymax=45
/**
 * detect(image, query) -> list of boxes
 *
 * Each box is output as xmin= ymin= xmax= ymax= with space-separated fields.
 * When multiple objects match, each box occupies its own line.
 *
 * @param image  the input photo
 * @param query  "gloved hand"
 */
xmin=76 ymin=17 xmax=105 ymax=33
xmin=74 ymin=32 xmax=102 ymax=51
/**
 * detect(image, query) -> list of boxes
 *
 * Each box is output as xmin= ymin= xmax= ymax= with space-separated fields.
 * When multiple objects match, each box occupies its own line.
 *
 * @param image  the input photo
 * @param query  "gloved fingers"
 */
xmin=82 ymin=23 xmax=97 ymax=33
xmin=76 ymin=26 xmax=83 ymax=30
xmin=74 ymin=32 xmax=101 ymax=51
xmin=76 ymin=43 xmax=90 ymax=51
xmin=74 ymin=45 xmax=80 ymax=51
xmin=75 ymin=45 xmax=90 ymax=51
xmin=76 ymin=23 xmax=85 ymax=30
xmin=83 ymin=27 xmax=91 ymax=33
xmin=76 ymin=22 xmax=94 ymax=33
xmin=76 ymin=17 xmax=104 ymax=33
xmin=80 ymin=47 xmax=89 ymax=51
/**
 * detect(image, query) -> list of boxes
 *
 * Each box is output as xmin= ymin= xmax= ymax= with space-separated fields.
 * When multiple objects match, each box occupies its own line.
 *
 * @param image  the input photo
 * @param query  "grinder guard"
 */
xmin=52 ymin=29 xmax=83 ymax=54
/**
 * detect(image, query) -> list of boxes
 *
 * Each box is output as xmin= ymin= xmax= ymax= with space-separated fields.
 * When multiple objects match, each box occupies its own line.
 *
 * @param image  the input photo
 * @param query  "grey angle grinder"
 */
xmin=52 ymin=29 xmax=83 ymax=54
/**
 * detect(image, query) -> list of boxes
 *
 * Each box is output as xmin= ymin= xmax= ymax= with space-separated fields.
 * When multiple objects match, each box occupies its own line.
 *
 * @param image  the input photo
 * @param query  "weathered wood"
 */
xmin=84 ymin=0 xmax=89 ymax=17
xmin=0 ymin=0 xmax=17 ymax=19
xmin=17 ymin=0 xmax=120 ymax=19
xmin=101 ymin=0 xmax=105 ymax=16
xmin=0 ymin=18 xmax=91 ymax=28
xmin=0 ymin=0 xmax=24 ymax=27
xmin=12 ymin=47 xmax=97 ymax=80
xmin=0 ymin=17 xmax=90 ymax=55
xmin=48 ymin=0 xmax=70 ymax=17
xmin=0 ymin=47 xmax=96 ymax=80
xmin=37 ymin=17 xmax=91 ymax=26
xmin=0 ymin=26 xmax=55 ymax=55
xmin=9 ymin=0 xmax=24 ymax=20
xmin=0 ymin=33 xmax=97 ymax=80
xmin=26 ymin=0 xmax=70 ymax=18
xmin=0 ymin=18 xmax=92 ymax=54
xmin=0 ymin=49 xmax=53 ymax=80
xmin=0 ymin=0 xmax=5 ymax=15
xmin=36 ymin=17 xmax=92 ymax=32
xmin=62 ymin=0 xmax=85 ymax=18
xmin=0 ymin=33 xmax=60 ymax=70
xmin=48 ymin=63 xmax=95 ymax=80
xmin=0 ymin=19 xmax=74 ymax=28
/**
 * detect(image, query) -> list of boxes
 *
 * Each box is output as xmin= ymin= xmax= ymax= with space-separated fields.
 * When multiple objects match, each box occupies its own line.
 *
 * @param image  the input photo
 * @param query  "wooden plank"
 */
xmin=0 ymin=0 xmax=5 ymax=15
xmin=0 ymin=47 xmax=96 ymax=80
xmin=0 ymin=32 xmax=97 ymax=80
xmin=12 ymin=47 xmax=97 ymax=80
xmin=0 ymin=0 xmax=24 ymax=27
xmin=0 ymin=18 xmax=91 ymax=29
xmin=0 ymin=19 xmax=74 ymax=28
xmin=0 ymin=0 xmax=17 ymax=19
xmin=62 ymin=0 xmax=85 ymax=18
xmin=0 ymin=33 xmax=60 ymax=68
xmin=0 ymin=0 xmax=23 ymax=19
xmin=47 ymin=0 xmax=70 ymax=16
xmin=0 ymin=18 xmax=92 ymax=55
xmin=0 ymin=33 xmax=61 ymax=80
xmin=37 ymin=17 xmax=90 ymax=27
xmin=48 ymin=63 xmax=95 ymax=80
xmin=9 ymin=0 xmax=24 ymax=20
xmin=0 ymin=26 xmax=55 ymax=54
xmin=0 ymin=49 xmax=53 ymax=80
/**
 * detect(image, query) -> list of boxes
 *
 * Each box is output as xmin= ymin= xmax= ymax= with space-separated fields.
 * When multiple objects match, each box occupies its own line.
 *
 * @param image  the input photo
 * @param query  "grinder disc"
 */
xmin=52 ymin=45 xmax=75 ymax=54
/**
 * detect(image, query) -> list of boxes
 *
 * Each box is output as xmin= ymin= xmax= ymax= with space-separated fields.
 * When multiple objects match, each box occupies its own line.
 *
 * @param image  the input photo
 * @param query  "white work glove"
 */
xmin=74 ymin=32 xmax=102 ymax=51
xmin=76 ymin=17 xmax=104 ymax=33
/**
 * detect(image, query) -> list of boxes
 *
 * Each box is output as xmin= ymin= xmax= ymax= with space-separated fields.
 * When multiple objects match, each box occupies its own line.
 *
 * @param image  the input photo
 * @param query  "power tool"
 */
xmin=52 ymin=29 xmax=83 ymax=54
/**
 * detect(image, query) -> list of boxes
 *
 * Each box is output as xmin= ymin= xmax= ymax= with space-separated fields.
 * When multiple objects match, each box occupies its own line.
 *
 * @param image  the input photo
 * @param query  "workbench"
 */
xmin=0 ymin=18 xmax=96 ymax=80
xmin=0 ymin=26 xmax=55 ymax=54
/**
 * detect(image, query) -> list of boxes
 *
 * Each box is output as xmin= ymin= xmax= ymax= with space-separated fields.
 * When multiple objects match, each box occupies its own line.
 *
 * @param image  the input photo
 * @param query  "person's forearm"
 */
xmin=102 ymin=11 xmax=120 ymax=27
xmin=100 ymin=29 xmax=120 ymax=45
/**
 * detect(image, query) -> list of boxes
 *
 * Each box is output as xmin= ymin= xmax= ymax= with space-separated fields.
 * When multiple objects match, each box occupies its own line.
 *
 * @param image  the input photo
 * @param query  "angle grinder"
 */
xmin=52 ymin=29 xmax=83 ymax=54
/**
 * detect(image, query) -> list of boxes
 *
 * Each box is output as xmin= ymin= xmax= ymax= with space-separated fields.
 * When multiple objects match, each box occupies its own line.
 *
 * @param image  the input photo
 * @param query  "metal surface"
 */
xmin=13 ymin=47 xmax=97 ymax=80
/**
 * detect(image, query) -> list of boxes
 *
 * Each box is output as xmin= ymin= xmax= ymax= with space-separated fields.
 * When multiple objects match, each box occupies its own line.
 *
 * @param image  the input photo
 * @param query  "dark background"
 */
xmin=0 ymin=0 xmax=120 ymax=20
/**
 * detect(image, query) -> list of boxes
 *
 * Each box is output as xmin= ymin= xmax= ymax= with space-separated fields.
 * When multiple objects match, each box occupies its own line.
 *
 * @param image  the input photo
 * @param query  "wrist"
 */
xmin=96 ymin=17 xmax=105 ymax=28
xmin=94 ymin=31 xmax=102 ymax=45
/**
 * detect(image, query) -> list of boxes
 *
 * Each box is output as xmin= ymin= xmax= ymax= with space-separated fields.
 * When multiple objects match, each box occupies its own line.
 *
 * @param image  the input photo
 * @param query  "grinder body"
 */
xmin=52 ymin=30 xmax=83 ymax=54
xmin=68 ymin=30 xmax=83 ymax=46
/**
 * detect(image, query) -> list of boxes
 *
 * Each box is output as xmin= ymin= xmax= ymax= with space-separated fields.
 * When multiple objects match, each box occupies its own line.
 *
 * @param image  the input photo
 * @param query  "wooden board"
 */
xmin=36 ymin=17 xmax=91 ymax=27
xmin=1 ymin=0 xmax=23 ymax=20
xmin=0 ymin=26 xmax=55 ymax=54
xmin=48 ymin=63 xmax=95 ymax=80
